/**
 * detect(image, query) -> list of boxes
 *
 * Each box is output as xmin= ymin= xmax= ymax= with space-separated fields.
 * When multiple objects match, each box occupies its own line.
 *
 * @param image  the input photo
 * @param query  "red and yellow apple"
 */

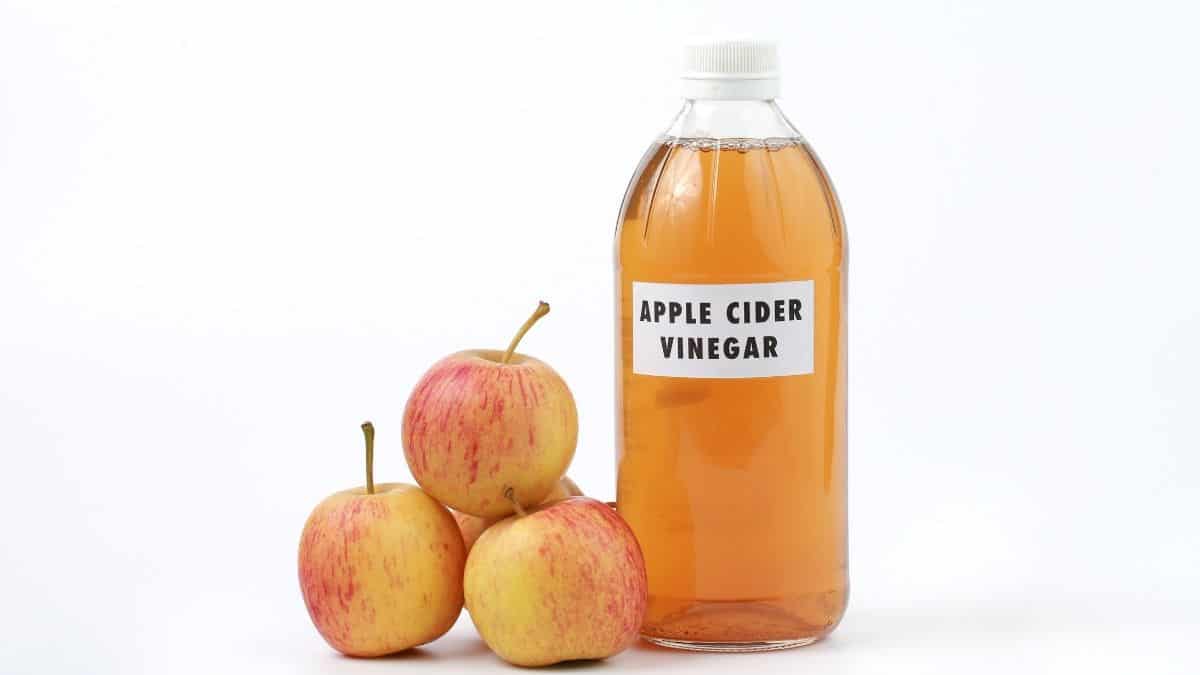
xmin=464 ymin=497 xmax=648 ymax=666
xmin=298 ymin=423 xmax=466 ymax=656
xmin=403 ymin=302 xmax=578 ymax=518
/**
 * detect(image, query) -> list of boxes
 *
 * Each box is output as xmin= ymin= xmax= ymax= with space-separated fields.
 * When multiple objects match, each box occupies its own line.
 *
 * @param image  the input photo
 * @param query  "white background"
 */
xmin=2 ymin=1 xmax=1198 ymax=673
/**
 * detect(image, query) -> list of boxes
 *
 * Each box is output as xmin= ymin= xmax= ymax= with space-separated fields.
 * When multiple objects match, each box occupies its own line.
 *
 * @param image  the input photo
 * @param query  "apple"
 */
xmin=403 ymin=302 xmax=578 ymax=518
xmin=551 ymin=476 xmax=583 ymax=500
xmin=298 ymin=422 xmax=466 ymax=656
xmin=464 ymin=497 xmax=648 ymax=666
xmin=452 ymin=475 xmax=584 ymax=552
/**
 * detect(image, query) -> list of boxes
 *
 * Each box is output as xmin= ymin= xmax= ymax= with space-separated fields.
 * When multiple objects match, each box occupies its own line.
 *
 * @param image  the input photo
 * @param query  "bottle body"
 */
xmin=615 ymin=101 xmax=847 ymax=649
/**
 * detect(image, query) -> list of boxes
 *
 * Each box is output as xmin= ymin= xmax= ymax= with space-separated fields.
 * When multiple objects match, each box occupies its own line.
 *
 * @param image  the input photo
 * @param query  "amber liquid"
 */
xmin=615 ymin=138 xmax=847 ymax=646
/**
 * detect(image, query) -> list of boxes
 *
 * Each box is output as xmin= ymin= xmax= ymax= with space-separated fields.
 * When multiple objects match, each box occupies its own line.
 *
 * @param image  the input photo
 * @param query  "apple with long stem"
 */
xmin=298 ymin=422 xmax=466 ymax=656
xmin=403 ymin=302 xmax=578 ymax=519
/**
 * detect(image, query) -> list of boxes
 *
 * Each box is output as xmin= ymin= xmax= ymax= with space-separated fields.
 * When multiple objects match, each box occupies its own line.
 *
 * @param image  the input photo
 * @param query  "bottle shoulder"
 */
xmin=615 ymin=139 xmax=844 ymax=278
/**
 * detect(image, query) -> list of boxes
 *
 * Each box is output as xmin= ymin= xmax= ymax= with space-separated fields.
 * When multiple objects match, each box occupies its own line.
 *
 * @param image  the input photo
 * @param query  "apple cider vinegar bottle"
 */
xmin=615 ymin=41 xmax=847 ymax=651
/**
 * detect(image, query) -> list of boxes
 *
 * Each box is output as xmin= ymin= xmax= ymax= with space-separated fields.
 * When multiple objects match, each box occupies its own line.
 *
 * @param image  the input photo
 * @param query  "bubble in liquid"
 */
xmin=664 ymin=136 xmax=803 ymax=153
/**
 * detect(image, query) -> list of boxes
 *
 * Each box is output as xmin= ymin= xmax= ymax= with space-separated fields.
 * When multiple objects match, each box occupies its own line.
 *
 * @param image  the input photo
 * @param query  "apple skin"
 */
xmin=403 ymin=349 xmax=578 ymax=519
xmin=554 ymin=476 xmax=583 ymax=499
xmin=464 ymin=497 xmax=648 ymax=666
xmin=298 ymin=483 xmax=465 ymax=656
xmin=452 ymin=476 xmax=584 ymax=552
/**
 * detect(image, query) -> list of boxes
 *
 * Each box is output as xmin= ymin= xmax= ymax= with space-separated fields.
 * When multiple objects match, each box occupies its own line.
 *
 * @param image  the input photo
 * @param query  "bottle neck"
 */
xmin=664 ymin=99 xmax=802 ymax=141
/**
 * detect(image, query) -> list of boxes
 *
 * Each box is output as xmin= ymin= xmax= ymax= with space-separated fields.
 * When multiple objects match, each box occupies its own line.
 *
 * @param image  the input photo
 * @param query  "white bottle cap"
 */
xmin=681 ymin=39 xmax=780 ymax=100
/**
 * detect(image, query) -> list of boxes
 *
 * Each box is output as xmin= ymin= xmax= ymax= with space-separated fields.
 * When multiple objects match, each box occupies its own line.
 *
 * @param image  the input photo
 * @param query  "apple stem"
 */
xmin=502 ymin=301 xmax=550 ymax=365
xmin=361 ymin=421 xmax=375 ymax=495
xmin=503 ymin=486 xmax=527 ymax=517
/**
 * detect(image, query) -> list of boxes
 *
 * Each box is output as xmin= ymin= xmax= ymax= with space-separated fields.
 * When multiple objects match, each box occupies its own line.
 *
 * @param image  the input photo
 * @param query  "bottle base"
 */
xmin=643 ymin=636 xmax=820 ymax=653
xmin=638 ymin=592 xmax=845 ymax=647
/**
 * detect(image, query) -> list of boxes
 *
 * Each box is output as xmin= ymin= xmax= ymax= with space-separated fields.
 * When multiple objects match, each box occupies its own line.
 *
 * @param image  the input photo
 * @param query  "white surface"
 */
xmin=2 ymin=1 xmax=1198 ymax=673
xmin=156 ymin=607 xmax=1200 ymax=674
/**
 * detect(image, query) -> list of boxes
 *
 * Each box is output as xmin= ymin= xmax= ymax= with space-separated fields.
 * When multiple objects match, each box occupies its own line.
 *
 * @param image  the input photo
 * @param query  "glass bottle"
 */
xmin=615 ymin=41 xmax=847 ymax=651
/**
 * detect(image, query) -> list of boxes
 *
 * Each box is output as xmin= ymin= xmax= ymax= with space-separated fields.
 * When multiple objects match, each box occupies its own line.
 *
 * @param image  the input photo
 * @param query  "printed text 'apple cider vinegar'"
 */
xmin=615 ymin=41 xmax=847 ymax=651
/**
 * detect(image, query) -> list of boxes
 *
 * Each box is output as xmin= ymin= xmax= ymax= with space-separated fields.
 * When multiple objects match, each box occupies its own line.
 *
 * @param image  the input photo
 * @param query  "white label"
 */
xmin=632 ymin=281 xmax=815 ymax=379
